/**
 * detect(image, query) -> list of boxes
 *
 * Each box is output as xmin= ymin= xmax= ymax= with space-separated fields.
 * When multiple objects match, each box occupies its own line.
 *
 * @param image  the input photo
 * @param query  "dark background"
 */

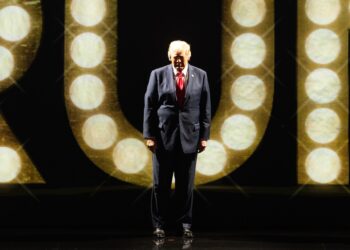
xmin=0 ymin=0 xmax=349 ymax=233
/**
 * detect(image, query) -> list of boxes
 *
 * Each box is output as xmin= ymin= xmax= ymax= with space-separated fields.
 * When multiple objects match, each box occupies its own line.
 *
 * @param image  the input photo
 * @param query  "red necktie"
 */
xmin=176 ymin=72 xmax=185 ymax=108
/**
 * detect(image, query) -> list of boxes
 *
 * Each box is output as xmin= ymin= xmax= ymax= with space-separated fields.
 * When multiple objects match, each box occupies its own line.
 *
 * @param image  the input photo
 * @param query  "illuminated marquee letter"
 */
xmin=205 ymin=0 xmax=275 ymax=183
xmin=64 ymin=0 xmax=274 ymax=187
xmin=65 ymin=0 xmax=155 ymax=186
xmin=297 ymin=0 xmax=348 ymax=185
xmin=0 ymin=1 xmax=44 ymax=184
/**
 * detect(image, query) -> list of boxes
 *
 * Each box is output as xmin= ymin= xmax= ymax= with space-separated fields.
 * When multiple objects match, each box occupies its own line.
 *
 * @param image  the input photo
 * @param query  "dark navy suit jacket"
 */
xmin=143 ymin=64 xmax=211 ymax=154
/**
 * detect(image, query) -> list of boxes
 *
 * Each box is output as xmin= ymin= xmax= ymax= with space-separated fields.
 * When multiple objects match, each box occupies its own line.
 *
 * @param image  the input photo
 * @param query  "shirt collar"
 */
xmin=172 ymin=64 xmax=188 ymax=77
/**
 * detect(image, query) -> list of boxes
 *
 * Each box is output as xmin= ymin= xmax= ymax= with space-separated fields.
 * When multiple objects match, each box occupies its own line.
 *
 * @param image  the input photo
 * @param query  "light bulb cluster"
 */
xmin=298 ymin=0 xmax=348 ymax=184
xmin=196 ymin=0 xmax=274 ymax=183
xmin=0 ymin=1 xmax=43 ymax=184
xmin=65 ymin=0 xmax=152 ymax=187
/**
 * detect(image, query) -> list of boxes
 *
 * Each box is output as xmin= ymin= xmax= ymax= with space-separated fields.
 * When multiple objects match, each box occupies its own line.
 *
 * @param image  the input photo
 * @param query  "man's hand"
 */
xmin=146 ymin=139 xmax=156 ymax=153
xmin=198 ymin=140 xmax=207 ymax=153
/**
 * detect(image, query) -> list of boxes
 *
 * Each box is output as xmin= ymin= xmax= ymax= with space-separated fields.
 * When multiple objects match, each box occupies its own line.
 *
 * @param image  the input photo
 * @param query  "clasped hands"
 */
xmin=146 ymin=139 xmax=207 ymax=153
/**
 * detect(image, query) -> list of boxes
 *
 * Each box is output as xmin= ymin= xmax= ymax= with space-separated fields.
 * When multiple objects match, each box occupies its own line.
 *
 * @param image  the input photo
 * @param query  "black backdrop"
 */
xmin=0 ymin=0 xmax=349 ymax=232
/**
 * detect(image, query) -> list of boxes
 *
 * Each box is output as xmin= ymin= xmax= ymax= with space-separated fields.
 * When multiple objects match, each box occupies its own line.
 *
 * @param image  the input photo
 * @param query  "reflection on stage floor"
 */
xmin=1 ymin=230 xmax=350 ymax=250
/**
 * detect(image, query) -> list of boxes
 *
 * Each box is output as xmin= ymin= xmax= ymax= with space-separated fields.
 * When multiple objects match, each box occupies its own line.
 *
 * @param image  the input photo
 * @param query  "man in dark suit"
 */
xmin=143 ymin=40 xmax=211 ymax=238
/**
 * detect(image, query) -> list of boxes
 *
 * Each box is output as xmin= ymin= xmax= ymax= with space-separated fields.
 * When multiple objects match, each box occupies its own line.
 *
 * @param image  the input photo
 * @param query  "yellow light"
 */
xmin=305 ymin=29 xmax=340 ymax=64
xmin=0 ymin=46 xmax=14 ymax=81
xmin=221 ymin=115 xmax=257 ymax=150
xmin=196 ymin=140 xmax=227 ymax=176
xmin=0 ymin=147 xmax=21 ymax=183
xmin=113 ymin=138 xmax=148 ymax=174
xmin=71 ymin=0 xmax=106 ymax=27
xmin=305 ymin=108 xmax=340 ymax=144
xmin=231 ymin=33 xmax=266 ymax=69
xmin=305 ymin=68 xmax=341 ymax=104
xmin=231 ymin=0 xmax=266 ymax=27
xmin=305 ymin=148 xmax=341 ymax=183
xmin=70 ymin=32 xmax=106 ymax=68
xmin=305 ymin=0 xmax=340 ymax=25
xmin=231 ymin=75 xmax=266 ymax=110
xmin=0 ymin=5 xmax=31 ymax=42
xmin=69 ymin=74 xmax=105 ymax=110
xmin=82 ymin=114 xmax=118 ymax=150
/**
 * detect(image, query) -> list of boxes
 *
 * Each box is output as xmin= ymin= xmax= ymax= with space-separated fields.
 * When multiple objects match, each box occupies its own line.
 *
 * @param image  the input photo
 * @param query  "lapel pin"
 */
xmin=191 ymin=74 xmax=194 ymax=77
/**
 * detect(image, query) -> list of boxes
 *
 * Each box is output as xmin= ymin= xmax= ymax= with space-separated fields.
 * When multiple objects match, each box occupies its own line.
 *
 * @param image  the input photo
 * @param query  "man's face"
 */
xmin=171 ymin=51 xmax=188 ymax=72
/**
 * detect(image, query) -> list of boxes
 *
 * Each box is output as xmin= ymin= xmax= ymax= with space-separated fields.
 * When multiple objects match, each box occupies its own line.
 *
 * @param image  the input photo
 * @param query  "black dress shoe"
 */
xmin=153 ymin=238 xmax=165 ymax=246
xmin=153 ymin=227 xmax=165 ymax=238
xmin=183 ymin=228 xmax=193 ymax=238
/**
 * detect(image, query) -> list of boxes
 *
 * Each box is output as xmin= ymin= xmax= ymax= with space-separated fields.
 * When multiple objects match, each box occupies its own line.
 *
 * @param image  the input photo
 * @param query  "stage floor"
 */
xmin=1 ymin=230 xmax=350 ymax=249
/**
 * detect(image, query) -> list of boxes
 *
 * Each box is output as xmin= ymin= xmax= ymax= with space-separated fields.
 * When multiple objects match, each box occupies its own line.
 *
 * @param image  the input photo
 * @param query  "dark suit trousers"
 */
xmin=151 ymin=134 xmax=197 ymax=229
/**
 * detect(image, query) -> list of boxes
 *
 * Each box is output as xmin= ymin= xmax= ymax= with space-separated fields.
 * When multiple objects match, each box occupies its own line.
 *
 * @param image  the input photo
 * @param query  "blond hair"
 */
xmin=168 ymin=40 xmax=191 ymax=61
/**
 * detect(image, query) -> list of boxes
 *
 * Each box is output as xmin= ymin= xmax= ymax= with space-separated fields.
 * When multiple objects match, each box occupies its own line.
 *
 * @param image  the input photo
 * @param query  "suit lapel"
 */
xmin=184 ymin=64 xmax=193 ymax=105
xmin=167 ymin=64 xmax=177 ymax=102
